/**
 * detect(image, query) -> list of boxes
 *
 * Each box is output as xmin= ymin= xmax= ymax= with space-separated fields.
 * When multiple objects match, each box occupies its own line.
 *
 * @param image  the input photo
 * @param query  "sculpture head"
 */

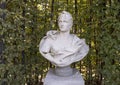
xmin=58 ymin=11 xmax=73 ymax=32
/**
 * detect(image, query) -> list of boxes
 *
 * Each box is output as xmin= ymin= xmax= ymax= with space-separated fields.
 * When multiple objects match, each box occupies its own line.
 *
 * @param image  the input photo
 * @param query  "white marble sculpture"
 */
xmin=39 ymin=11 xmax=89 ymax=85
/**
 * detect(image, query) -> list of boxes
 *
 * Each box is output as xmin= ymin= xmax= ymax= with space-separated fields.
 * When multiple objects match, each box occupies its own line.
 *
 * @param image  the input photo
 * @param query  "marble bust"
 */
xmin=39 ymin=11 xmax=89 ymax=85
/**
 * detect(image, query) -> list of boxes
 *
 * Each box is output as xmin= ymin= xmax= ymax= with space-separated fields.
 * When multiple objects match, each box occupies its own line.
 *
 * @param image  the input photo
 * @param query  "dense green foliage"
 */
xmin=0 ymin=0 xmax=120 ymax=85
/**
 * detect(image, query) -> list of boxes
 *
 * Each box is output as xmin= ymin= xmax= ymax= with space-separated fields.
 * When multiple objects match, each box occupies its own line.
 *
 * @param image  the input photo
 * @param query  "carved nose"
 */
xmin=60 ymin=25 xmax=64 ymax=27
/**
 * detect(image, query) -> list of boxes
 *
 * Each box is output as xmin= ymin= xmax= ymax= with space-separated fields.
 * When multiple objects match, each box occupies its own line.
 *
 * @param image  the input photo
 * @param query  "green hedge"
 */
xmin=0 ymin=0 xmax=120 ymax=85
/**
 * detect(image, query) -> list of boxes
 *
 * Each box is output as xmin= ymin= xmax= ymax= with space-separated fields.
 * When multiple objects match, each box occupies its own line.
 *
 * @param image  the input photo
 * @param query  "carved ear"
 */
xmin=42 ymin=52 xmax=47 ymax=54
xmin=39 ymin=37 xmax=45 ymax=53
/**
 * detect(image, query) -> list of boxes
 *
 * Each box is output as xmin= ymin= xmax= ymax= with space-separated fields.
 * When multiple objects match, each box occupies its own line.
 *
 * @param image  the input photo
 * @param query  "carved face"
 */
xmin=58 ymin=11 xmax=73 ymax=32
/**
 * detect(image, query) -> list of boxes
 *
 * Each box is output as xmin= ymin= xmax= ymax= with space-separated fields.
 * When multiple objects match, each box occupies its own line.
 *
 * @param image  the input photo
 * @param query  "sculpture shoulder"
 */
xmin=42 ymin=30 xmax=59 ymax=42
xmin=72 ymin=34 xmax=80 ymax=40
xmin=72 ymin=34 xmax=82 ymax=42
xmin=71 ymin=34 xmax=86 ymax=45
xmin=40 ymin=30 xmax=58 ymax=52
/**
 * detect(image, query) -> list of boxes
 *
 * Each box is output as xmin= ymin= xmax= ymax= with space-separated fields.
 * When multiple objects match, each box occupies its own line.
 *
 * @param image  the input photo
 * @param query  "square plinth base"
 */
xmin=43 ymin=68 xmax=84 ymax=85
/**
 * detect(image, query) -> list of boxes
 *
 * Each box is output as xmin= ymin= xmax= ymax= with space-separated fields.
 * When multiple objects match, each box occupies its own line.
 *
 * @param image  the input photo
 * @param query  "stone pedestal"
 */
xmin=43 ymin=67 xmax=84 ymax=85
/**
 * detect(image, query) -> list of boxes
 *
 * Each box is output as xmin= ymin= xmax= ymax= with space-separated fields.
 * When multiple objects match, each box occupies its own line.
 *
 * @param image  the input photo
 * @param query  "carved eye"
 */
xmin=63 ymin=21 xmax=68 ymax=23
xmin=59 ymin=20 xmax=62 ymax=23
xmin=59 ymin=20 xmax=68 ymax=23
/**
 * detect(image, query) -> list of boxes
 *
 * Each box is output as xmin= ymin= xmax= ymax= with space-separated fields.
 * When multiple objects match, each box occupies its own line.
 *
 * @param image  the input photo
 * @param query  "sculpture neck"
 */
xmin=59 ymin=31 xmax=70 ymax=38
